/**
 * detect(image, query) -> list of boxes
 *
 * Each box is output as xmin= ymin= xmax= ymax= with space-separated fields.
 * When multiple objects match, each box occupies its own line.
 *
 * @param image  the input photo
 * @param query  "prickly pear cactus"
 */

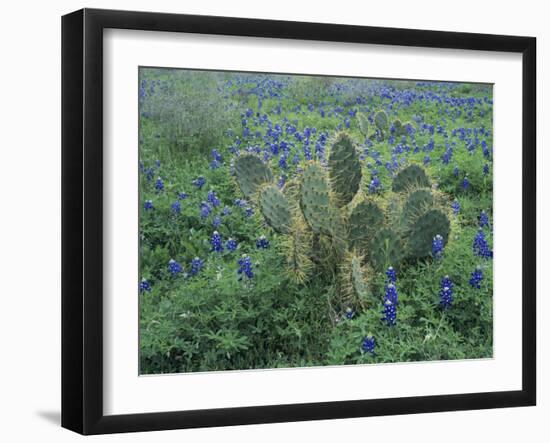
xmin=234 ymin=155 xmax=273 ymax=199
xmin=375 ymin=110 xmax=388 ymax=132
xmin=348 ymin=199 xmax=384 ymax=252
xmin=392 ymin=164 xmax=431 ymax=193
xmin=393 ymin=119 xmax=404 ymax=137
xmin=300 ymin=162 xmax=331 ymax=233
xmin=402 ymin=189 xmax=434 ymax=226
xmin=259 ymin=185 xmax=292 ymax=234
xmin=408 ymin=209 xmax=450 ymax=258
xmin=369 ymin=228 xmax=405 ymax=271
xmin=282 ymin=216 xmax=313 ymax=284
xmin=328 ymin=133 xmax=361 ymax=206
xmin=358 ymin=113 xmax=369 ymax=136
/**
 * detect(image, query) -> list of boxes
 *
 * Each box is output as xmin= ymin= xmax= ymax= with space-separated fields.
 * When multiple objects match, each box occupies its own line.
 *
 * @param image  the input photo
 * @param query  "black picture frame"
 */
xmin=62 ymin=8 xmax=537 ymax=435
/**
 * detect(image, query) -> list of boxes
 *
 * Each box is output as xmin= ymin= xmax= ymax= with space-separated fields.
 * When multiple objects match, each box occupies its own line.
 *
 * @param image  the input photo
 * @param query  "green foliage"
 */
xmin=139 ymin=70 xmax=493 ymax=373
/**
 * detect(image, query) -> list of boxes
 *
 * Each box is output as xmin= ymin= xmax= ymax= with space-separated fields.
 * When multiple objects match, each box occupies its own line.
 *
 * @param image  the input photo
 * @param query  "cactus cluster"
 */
xmin=234 ymin=131 xmax=450 ymax=311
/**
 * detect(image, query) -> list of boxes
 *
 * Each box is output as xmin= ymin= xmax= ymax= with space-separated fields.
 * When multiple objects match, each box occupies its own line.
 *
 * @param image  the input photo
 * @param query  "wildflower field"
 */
xmin=138 ymin=68 xmax=493 ymax=374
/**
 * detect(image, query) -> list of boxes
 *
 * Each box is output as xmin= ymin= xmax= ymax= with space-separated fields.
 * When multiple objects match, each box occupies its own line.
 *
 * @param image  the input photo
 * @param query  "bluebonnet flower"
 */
xmin=386 ymin=266 xmax=396 ymax=284
xmin=211 ymin=231 xmax=223 ymax=252
xmin=139 ymin=278 xmax=151 ymax=293
xmin=212 ymin=216 xmax=221 ymax=227
xmin=193 ymin=175 xmax=206 ymax=189
xmin=451 ymin=200 xmax=460 ymax=215
xmin=473 ymin=230 xmax=493 ymax=259
xmin=462 ymin=176 xmax=470 ymax=190
xmin=469 ymin=266 xmax=484 ymax=289
xmin=237 ymin=254 xmax=254 ymax=279
xmin=171 ymin=200 xmax=181 ymax=215
xmin=432 ymin=234 xmax=444 ymax=259
xmin=168 ymin=259 xmax=182 ymax=276
xmin=211 ymin=148 xmax=222 ymax=163
xmin=345 ymin=307 xmax=355 ymax=320
xmin=207 ymin=189 xmax=221 ymax=207
xmin=222 ymin=206 xmax=232 ymax=216
xmin=368 ymin=176 xmax=381 ymax=194
xmin=155 ymin=177 xmax=164 ymax=192
xmin=226 ymin=238 xmax=238 ymax=251
xmin=483 ymin=164 xmax=490 ymax=175
xmin=234 ymin=198 xmax=247 ymax=208
xmin=178 ymin=192 xmax=188 ymax=200
xmin=479 ymin=210 xmax=489 ymax=228
xmin=155 ymin=159 xmax=161 ymax=168
xmin=382 ymin=281 xmax=398 ymax=326
xmin=278 ymin=153 xmax=288 ymax=170
xmin=439 ymin=275 xmax=454 ymax=308
xmin=256 ymin=235 xmax=270 ymax=249
xmin=143 ymin=200 xmax=154 ymax=211
xmin=245 ymin=207 xmax=254 ymax=217
xmin=361 ymin=336 xmax=376 ymax=356
xmin=423 ymin=155 xmax=431 ymax=165
xmin=453 ymin=166 xmax=459 ymax=177
xmin=200 ymin=201 xmax=211 ymax=219
xmin=277 ymin=175 xmax=286 ymax=189
xmin=189 ymin=257 xmax=204 ymax=276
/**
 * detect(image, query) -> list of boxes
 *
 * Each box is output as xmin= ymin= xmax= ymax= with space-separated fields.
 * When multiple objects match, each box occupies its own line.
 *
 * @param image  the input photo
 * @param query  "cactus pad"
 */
xmin=358 ymin=113 xmax=369 ymax=136
xmin=374 ymin=110 xmax=388 ymax=131
xmin=328 ymin=133 xmax=362 ymax=206
xmin=300 ymin=162 xmax=331 ymax=233
xmin=234 ymin=155 xmax=273 ymax=199
xmin=283 ymin=217 xmax=313 ymax=284
xmin=259 ymin=185 xmax=292 ymax=234
xmin=392 ymin=164 xmax=431 ymax=193
xmin=350 ymin=255 xmax=368 ymax=300
xmin=402 ymin=189 xmax=434 ymax=227
xmin=408 ymin=209 xmax=450 ymax=258
xmin=348 ymin=200 xmax=384 ymax=252
xmin=369 ymin=228 xmax=405 ymax=271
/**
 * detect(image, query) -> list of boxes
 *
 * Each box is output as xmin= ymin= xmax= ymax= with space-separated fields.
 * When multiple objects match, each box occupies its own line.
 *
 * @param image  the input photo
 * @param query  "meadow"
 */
xmin=138 ymin=68 xmax=493 ymax=374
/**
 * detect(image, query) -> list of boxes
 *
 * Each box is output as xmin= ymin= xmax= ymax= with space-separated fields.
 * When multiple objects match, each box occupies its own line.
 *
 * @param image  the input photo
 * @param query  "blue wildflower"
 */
xmin=462 ymin=176 xmax=470 ymax=190
xmin=473 ymin=230 xmax=493 ymax=259
xmin=222 ymin=206 xmax=232 ymax=216
xmin=155 ymin=177 xmax=164 ymax=192
xmin=361 ymin=336 xmax=376 ymax=356
xmin=211 ymin=231 xmax=223 ymax=252
xmin=479 ymin=210 xmax=489 ymax=228
xmin=386 ymin=266 xmax=396 ymax=284
xmin=469 ymin=266 xmax=484 ymax=289
xmin=189 ymin=257 xmax=204 ymax=276
xmin=451 ymin=200 xmax=460 ymax=215
xmin=483 ymin=164 xmax=490 ymax=175
xmin=168 ymin=259 xmax=182 ymax=276
xmin=193 ymin=175 xmax=206 ymax=189
xmin=200 ymin=201 xmax=211 ymax=219
xmin=245 ymin=207 xmax=254 ymax=218
xmin=171 ymin=200 xmax=181 ymax=215
xmin=212 ymin=216 xmax=221 ymax=227
xmin=432 ymin=234 xmax=444 ymax=259
xmin=237 ymin=254 xmax=254 ymax=279
xmin=256 ymin=235 xmax=270 ymax=249
xmin=453 ymin=166 xmax=459 ymax=177
xmin=226 ymin=238 xmax=238 ymax=251
xmin=207 ymin=189 xmax=220 ymax=207
xmin=178 ymin=192 xmax=188 ymax=200
xmin=345 ymin=307 xmax=355 ymax=320
xmin=368 ymin=176 xmax=381 ymax=194
xmin=139 ymin=278 xmax=151 ymax=293
xmin=382 ymin=282 xmax=398 ymax=326
xmin=439 ymin=275 xmax=454 ymax=308
xmin=143 ymin=200 xmax=154 ymax=211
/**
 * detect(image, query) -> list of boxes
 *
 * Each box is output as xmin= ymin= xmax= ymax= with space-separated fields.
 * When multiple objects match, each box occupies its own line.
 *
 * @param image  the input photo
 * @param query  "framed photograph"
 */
xmin=62 ymin=8 xmax=536 ymax=435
